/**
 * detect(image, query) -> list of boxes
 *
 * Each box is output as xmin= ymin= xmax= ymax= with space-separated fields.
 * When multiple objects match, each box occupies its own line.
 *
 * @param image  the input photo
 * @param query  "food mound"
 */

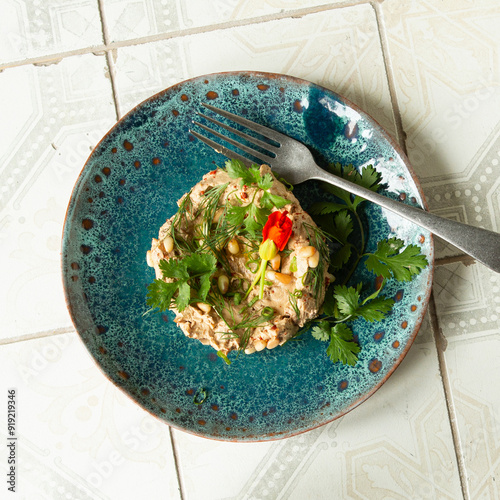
xmin=146 ymin=161 xmax=330 ymax=356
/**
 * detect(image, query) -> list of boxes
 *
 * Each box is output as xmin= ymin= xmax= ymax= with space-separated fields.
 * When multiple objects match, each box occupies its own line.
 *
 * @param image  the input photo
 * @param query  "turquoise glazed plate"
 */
xmin=62 ymin=72 xmax=434 ymax=441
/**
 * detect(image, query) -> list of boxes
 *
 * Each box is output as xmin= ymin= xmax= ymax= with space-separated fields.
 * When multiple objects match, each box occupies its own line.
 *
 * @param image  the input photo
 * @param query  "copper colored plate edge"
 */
xmin=60 ymin=70 xmax=435 ymax=442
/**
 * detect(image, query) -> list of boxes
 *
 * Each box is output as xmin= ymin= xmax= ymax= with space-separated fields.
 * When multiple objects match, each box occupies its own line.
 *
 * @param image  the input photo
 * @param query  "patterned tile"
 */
xmin=0 ymin=54 xmax=116 ymax=341
xmin=172 ymin=322 xmax=462 ymax=499
xmin=112 ymin=3 xmax=397 ymax=142
xmin=101 ymin=0 xmax=352 ymax=43
xmin=0 ymin=332 xmax=181 ymax=499
xmin=433 ymin=262 xmax=500 ymax=340
xmin=381 ymin=0 xmax=500 ymax=258
xmin=433 ymin=260 xmax=500 ymax=497
xmin=444 ymin=334 xmax=500 ymax=498
xmin=0 ymin=0 xmax=103 ymax=65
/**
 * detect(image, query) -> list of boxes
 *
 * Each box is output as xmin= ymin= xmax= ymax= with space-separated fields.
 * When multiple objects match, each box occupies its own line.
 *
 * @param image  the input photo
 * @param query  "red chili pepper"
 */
xmin=262 ymin=210 xmax=293 ymax=251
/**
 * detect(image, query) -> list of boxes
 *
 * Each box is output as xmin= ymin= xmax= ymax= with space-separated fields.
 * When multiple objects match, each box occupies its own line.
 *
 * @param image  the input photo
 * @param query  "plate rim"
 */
xmin=61 ymin=70 xmax=435 ymax=442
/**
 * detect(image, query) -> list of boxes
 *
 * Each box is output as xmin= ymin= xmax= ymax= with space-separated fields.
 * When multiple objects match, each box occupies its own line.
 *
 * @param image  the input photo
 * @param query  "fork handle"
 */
xmin=311 ymin=166 xmax=500 ymax=272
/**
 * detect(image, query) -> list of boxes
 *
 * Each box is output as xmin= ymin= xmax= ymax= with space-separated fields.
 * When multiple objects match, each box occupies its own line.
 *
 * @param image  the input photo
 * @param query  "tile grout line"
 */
xmin=428 ymin=295 xmax=471 ymax=500
xmin=434 ymin=254 xmax=475 ymax=267
xmin=168 ymin=428 xmax=186 ymax=500
xmin=374 ymin=3 xmax=470 ymax=497
xmin=0 ymin=0 xmax=371 ymax=72
xmin=371 ymin=1 xmax=408 ymax=152
xmin=0 ymin=327 xmax=75 ymax=346
xmin=97 ymin=0 xmax=122 ymax=121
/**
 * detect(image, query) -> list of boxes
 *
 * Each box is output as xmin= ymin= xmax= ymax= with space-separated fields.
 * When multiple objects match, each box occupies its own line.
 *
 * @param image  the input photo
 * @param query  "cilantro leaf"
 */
xmin=321 ymin=289 xmax=337 ymax=317
xmin=326 ymin=323 xmax=360 ymax=366
xmin=146 ymin=279 xmax=179 ymax=312
xmin=225 ymin=159 xmax=253 ymax=184
xmin=331 ymin=210 xmax=353 ymax=245
xmin=184 ymin=253 xmax=216 ymax=275
xmin=357 ymin=296 xmax=395 ymax=322
xmin=184 ymin=253 xmax=217 ymax=300
xmin=257 ymin=173 xmax=274 ymax=190
xmin=226 ymin=202 xmax=247 ymax=228
xmin=357 ymin=164 xmax=383 ymax=191
xmin=260 ymin=191 xmax=288 ymax=209
xmin=148 ymin=254 xmax=217 ymax=312
xmin=311 ymin=320 xmax=330 ymax=341
xmin=247 ymin=165 xmax=263 ymax=185
xmin=176 ymin=281 xmax=191 ymax=310
xmin=308 ymin=201 xmax=347 ymax=215
xmin=322 ymin=162 xmax=383 ymax=211
xmin=330 ymin=243 xmax=353 ymax=270
xmin=244 ymin=203 xmax=270 ymax=238
xmin=365 ymin=237 xmax=428 ymax=282
xmin=333 ymin=284 xmax=363 ymax=318
xmin=159 ymin=258 xmax=189 ymax=280
xmin=225 ymin=160 xmax=272 ymax=189
xmin=333 ymin=283 xmax=394 ymax=323
xmin=323 ymin=163 xmax=357 ymax=206
xmin=226 ymin=198 xmax=270 ymax=238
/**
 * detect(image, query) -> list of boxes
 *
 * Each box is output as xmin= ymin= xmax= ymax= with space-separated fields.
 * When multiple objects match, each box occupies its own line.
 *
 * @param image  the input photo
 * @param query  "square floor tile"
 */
xmin=381 ymin=0 xmax=500 ymax=258
xmin=432 ymin=260 xmax=500 ymax=497
xmin=433 ymin=262 xmax=500 ymax=340
xmin=0 ymin=0 xmax=103 ymax=65
xmin=0 ymin=332 xmax=181 ymax=499
xmin=172 ymin=322 xmax=462 ymax=499
xmin=443 ymin=334 xmax=500 ymax=498
xmin=101 ymin=0 xmax=351 ymax=44
xmin=112 ymin=3 xmax=398 ymax=142
xmin=0 ymin=54 xmax=116 ymax=341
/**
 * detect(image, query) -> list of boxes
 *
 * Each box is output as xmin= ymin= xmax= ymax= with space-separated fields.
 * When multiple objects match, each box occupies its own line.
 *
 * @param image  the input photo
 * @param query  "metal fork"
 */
xmin=190 ymin=103 xmax=500 ymax=273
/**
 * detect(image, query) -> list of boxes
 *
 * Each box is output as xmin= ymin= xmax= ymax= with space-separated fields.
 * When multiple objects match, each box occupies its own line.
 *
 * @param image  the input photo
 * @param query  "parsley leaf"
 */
xmin=147 ymin=253 xmax=217 ymax=312
xmin=225 ymin=159 xmax=252 ymax=184
xmin=260 ymin=191 xmax=288 ymax=210
xmin=308 ymin=201 xmax=347 ymax=215
xmin=322 ymin=162 xmax=383 ymax=211
xmin=326 ymin=323 xmax=360 ymax=366
xmin=333 ymin=284 xmax=395 ymax=323
xmin=331 ymin=210 xmax=353 ymax=245
xmin=333 ymin=284 xmax=363 ymax=318
xmin=311 ymin=320 xmax=331 ymax=341
xmin=365 ymin=237 xmax=428 ymax=282
xmin=244 ymin=203 xmax=270 ymax=238
xmin=146 ymin=279 xmax=179 ymax=312
xmin=257 ymin=173 xmax=274 ymax=190
xmin=358 ymin=296 xmax=395 ymax=322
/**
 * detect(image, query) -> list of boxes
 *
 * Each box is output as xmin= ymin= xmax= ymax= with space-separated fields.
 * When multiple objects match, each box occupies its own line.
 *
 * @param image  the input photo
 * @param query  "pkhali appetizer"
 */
xmin=146 ymin=160 xmax=330 ymax=356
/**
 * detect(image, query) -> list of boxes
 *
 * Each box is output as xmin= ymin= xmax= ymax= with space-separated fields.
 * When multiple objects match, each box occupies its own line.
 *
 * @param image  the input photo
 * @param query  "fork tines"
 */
xmin=190 ymin=103 xmax=281 ymax=167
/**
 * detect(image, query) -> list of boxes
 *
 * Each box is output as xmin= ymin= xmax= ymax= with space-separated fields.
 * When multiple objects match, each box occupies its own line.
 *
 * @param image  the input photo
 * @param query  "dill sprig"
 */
xmin=170 ymin=189 xmax=197 ymax=254
xmin=302 ymin=222 xmax=330 ymax=300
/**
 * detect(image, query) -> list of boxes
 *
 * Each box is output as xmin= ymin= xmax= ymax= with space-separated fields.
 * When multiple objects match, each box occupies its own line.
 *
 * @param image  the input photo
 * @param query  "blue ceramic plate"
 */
xmin=62 ymin=72 xmax=434 ymax=441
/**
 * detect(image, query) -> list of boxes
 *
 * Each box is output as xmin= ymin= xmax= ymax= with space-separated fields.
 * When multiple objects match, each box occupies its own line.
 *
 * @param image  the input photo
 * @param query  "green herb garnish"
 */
xmin=193 ymin=387 xmax=208 ymax=404
xmin=225 ymin=160 xmax=288 ymax=239
xmin=306 ymin=162 xmax=429 ymax=366
xmin=146 ymin=253 xmax=217 ymax=312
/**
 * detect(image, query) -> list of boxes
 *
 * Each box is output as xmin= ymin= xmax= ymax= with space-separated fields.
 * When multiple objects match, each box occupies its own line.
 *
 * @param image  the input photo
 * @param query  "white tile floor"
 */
xmin=1 ymin=1 xmax=499 ymax=498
